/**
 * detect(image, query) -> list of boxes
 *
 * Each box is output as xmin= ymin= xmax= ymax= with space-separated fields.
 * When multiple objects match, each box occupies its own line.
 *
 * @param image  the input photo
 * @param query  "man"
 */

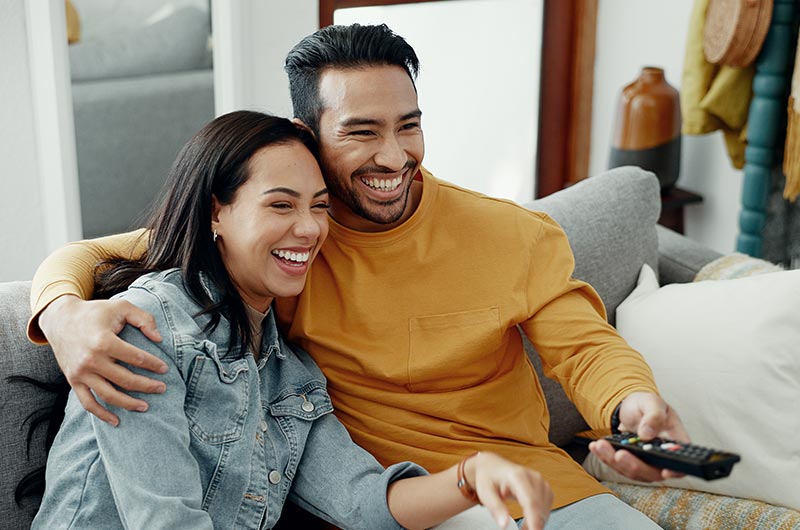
xmin=30 ymin=24 xmax=686 ymax=528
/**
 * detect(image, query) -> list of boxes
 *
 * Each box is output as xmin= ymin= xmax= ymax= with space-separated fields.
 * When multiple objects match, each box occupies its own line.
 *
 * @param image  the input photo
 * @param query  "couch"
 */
xmin=2 ymin=167 xmax=798 ymax=529
xmin=68 ymin=0 xmax=215 ymax=238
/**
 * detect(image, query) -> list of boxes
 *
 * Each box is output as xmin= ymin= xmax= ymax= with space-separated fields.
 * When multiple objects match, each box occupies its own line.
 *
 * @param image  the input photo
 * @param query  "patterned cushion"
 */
xmin=604 ymin=482 xmax=800 ymax=530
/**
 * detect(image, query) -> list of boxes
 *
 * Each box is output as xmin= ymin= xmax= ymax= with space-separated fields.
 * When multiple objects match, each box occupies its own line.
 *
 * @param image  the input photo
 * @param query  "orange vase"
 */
xmin=609 ymin=67 xmax=682 ymax=190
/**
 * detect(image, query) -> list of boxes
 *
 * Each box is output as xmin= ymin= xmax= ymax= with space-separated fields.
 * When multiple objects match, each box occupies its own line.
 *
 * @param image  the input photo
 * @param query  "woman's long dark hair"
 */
xmin=13 ymin=111 xmax=318 ymax=508
xmin=96 ymin=110 xmax=318 ymax=355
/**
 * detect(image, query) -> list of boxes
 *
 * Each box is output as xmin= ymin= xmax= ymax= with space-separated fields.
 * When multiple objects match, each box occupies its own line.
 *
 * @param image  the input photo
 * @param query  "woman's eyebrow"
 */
xmin=262 ymin=187 xmax=300 ymax=197
xmin=262 ymin=187 xmax=329 ymax=198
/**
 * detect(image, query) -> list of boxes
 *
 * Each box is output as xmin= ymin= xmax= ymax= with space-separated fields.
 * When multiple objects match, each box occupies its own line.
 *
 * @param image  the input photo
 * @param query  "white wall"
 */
xmin=220 ymin=0 xmax=541 ymax=203
xmin=335 ymin=0 xmax=542 ymax=202
xmin=1 ymin=0 xmax=48 ymax=281
xmin=213 ymin=0 xmax=318 ymax=116
xmin=592 ymin=0 xmax=743 ymax=254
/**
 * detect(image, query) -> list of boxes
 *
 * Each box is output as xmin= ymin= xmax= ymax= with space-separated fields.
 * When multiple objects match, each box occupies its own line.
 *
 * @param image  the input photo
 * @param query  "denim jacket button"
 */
xmin=301 ymin=401 xmax=315 ymax=412
xmin=260 ymin=420 xmax=268 ymax=432
xmin=268 ymin=470 xmax=281 ymax=484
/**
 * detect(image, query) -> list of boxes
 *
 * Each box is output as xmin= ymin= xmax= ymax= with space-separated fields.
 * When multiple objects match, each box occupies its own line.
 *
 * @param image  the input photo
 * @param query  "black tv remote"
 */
xmin=604 ymin=432 xmax=741 ymax=480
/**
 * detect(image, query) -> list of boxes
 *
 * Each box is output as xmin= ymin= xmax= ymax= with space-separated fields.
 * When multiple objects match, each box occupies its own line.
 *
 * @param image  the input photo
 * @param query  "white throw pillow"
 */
xmin=583 ymin=264 xmax=800 ymax=511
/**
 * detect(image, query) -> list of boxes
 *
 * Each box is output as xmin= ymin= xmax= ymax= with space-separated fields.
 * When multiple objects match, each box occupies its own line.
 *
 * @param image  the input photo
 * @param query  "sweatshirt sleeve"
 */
xmin=27 ymin=229 xmax=150 ymax=343
xmin=518 ymin=214 xmax=659 ymax=432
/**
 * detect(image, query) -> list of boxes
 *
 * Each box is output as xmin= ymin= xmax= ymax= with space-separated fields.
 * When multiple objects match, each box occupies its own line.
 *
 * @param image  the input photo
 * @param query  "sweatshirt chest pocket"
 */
xmin=184 ymin=344 xmax=250 ymax=445
xmin=408 ymin=307 xmax=502 ymax=392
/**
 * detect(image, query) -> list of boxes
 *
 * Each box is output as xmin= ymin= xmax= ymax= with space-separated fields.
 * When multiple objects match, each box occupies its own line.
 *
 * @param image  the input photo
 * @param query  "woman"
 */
xmin=31 ymin=111 xmax=552 ymax=530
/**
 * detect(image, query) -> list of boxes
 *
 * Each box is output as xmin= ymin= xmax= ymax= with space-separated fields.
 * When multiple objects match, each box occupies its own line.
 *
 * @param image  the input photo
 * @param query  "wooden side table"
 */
xmin=659 ymin=187 xmax=703 ymax=234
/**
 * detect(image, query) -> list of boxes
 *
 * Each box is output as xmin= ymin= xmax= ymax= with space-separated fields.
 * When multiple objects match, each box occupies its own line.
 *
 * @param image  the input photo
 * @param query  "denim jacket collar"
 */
xmin=197 ymin=271 xmax=282 ymax=364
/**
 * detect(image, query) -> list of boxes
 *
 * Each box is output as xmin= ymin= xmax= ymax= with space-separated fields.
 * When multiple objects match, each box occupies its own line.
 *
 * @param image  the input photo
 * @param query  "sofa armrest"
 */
xmin=656 ymin=225 xmax=722 ymax=285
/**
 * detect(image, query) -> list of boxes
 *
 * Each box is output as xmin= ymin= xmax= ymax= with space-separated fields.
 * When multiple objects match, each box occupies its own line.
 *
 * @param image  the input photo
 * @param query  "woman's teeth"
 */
xmin=272 ymin=249 xmax=310 ymax=263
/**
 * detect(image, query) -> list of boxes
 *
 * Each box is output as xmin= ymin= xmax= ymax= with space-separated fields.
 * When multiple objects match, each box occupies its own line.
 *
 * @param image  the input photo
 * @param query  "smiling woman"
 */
xmin=212 ymin=142 xmax=329 ymax=313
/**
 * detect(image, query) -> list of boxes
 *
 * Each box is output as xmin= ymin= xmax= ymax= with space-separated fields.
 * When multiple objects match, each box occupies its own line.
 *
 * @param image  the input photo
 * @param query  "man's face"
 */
xmin=314 ymin=65 xmax=424 ymax=232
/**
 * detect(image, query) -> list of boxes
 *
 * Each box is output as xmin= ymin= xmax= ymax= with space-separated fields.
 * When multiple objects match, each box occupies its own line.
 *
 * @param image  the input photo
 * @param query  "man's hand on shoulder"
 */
xmin=588 ymin=391 xmax=689 ymax=482
xmin=39 ymin=295 xmax=169 ymax=426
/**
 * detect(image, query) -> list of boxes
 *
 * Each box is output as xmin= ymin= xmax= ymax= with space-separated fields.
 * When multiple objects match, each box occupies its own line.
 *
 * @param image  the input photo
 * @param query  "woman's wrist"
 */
xmin=456 ymin=452 xmax=480 ymax=504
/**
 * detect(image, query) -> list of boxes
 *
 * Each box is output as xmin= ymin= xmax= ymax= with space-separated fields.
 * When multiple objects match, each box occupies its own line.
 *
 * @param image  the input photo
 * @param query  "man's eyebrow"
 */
xmin=340 ymin=117 xmax=382 ymax=128
xmin=340 ymin=109 xmax=422 ymax=128
xmin=401 ymin=109 xmax=422 ymax=121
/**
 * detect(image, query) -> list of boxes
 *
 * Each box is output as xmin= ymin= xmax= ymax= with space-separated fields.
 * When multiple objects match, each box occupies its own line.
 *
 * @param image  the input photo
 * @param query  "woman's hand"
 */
xmin=467 ymin=452 xmax=553 ymax=530
xmin=387 ymin=451 xmax=552 ymax=530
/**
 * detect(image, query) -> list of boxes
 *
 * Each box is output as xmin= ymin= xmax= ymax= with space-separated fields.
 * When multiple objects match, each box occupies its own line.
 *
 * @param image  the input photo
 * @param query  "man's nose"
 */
xmin=374 ymin=135 xmax=406 ymax=171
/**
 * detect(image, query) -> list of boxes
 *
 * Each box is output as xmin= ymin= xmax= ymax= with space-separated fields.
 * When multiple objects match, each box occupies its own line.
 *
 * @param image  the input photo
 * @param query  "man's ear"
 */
xmin=292 ymin=118 xmax=315 ymax=138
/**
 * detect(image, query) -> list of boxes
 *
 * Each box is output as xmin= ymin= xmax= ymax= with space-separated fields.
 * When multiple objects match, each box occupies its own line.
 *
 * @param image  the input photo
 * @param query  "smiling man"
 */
xmin=30 ymin=23 xmax=685 ymax=529
xmin=313 ymin=64 xmax=423 ymax=230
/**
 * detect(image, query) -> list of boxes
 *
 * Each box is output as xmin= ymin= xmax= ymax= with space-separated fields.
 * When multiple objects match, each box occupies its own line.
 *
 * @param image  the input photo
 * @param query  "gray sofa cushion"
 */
xmin=0 ymin=282 xmax=60 ymax=529
xmin=73 ymin=69 xmax=215 ymax=238
xmin=69 ymin=6 xmax=212 ymax=82
xmin=523 ymin=166 xmax=661 ymax=446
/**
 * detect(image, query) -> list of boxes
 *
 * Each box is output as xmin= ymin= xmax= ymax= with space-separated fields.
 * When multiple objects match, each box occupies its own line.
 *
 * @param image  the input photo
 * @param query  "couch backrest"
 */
xmin=524 ymin=166 xmax=660 ymax=445
xmin=0 ymin=281 xmax=61 ymax=529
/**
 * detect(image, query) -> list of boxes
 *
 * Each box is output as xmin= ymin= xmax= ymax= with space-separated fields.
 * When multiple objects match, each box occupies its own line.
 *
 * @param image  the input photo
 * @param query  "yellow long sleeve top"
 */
xmin=29 ymin=169 xmax=658 ymax=514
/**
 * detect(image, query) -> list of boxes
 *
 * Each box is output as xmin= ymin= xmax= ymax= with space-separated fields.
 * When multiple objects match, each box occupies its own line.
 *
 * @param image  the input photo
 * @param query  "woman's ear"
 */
xmin=292 ymin=118 xmax=316 ymax=138
xmin=210 ymin=194 xmax=222 ymax=233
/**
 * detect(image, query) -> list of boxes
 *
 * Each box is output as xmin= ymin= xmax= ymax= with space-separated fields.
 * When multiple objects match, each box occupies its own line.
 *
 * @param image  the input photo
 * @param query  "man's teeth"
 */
xmin=362 ymin=176 xmax=402 ymax=191
xmin=272 ymin=250 xmax=310 ymax=263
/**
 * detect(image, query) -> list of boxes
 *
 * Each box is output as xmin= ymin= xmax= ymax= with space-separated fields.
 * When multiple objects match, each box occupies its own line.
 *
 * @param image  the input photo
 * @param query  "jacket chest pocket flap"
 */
xmin=408 ymin=306 xmax=502 ymax=392
xmin=268 ymin=383 xmax=333 ymax=421
xmin=185 ymin=340 xmax=250 ymax=444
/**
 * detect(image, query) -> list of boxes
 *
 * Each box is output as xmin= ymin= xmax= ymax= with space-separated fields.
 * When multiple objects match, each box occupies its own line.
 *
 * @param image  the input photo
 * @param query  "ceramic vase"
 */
xmin=609 ymin=67 xmax=682 ymax=190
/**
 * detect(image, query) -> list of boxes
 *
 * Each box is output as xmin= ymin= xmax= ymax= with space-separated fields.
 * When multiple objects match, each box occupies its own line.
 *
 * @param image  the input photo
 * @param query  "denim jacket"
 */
xmin=32 ymin=269 xmax=425 ymax=530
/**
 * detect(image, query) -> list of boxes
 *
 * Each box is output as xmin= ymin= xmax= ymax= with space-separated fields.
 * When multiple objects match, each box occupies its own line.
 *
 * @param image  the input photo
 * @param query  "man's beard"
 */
xmin=328 ymin=161 xmax=416 ymax=225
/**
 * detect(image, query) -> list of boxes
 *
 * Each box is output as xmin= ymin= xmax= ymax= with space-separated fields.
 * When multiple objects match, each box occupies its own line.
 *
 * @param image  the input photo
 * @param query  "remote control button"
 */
xmin=642 ymin=443 xmax=653 ymax=450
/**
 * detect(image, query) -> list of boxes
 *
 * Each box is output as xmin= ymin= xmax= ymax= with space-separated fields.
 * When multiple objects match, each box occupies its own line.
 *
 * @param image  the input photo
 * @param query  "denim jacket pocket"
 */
xmin=268 ymin=382 xmax=333 ymax=480
xmin=268 ymin=382 xmax=333 ymax=420
xmin=184 ymin=340 xmax=250 ymax=444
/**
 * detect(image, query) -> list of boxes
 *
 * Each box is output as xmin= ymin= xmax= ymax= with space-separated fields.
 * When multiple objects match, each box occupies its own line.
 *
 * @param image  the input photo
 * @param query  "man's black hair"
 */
xmin=284 ymin=23 xmax=420 ymax=134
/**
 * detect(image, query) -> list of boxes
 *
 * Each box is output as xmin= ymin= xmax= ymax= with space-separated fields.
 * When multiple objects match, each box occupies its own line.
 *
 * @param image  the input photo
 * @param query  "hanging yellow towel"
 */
xmin=681 ymin=0 xmax=755 ymax=169
xmin=783 ymin=33 xmax=800 ymax=202
xmin=66 ymin=0 xmax=80 ymax=44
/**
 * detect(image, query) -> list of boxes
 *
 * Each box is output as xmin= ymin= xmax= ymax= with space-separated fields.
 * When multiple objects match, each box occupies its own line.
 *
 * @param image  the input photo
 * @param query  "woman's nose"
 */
xmin=293 ymin=210 xmax=321 ymax=239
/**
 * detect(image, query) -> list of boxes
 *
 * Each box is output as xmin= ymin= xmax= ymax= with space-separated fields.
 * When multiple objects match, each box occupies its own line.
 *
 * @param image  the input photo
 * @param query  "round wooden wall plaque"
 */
xmin=703 ymin=0 xmax=773 ymax=67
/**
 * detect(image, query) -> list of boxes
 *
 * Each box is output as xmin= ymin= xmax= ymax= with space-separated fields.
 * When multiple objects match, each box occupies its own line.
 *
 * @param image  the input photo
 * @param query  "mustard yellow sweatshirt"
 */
xmin=29 ymin=169 xmax=658 ymax=514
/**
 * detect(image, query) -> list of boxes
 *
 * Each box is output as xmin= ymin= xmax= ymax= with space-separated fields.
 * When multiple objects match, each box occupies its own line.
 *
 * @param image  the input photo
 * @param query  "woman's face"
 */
xmin=212 ymin=141 xmax=329 ymax=312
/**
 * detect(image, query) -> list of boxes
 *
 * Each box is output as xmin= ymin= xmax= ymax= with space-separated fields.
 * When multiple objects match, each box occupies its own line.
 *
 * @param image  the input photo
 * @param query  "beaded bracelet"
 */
xmin=456 ymin=452 xmax=480 ymax=504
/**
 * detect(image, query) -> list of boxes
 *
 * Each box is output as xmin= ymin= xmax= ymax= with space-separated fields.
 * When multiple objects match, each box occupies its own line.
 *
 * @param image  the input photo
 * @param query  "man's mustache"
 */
xmin=352 ymin=160 xmax=417 ymax=178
